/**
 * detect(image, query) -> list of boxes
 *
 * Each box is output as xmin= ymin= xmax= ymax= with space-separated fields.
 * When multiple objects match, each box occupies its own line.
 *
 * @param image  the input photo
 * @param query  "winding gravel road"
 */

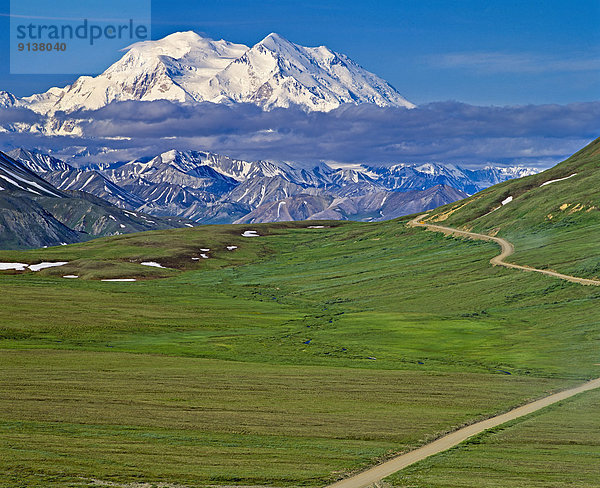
xmin=408 ymin=214 xmax=600 ymax=286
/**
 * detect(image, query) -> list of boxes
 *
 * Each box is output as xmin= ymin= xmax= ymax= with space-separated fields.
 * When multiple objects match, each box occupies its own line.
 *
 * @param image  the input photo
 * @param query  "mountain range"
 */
xmin=6 ymin=32 xmax=415 ymax=115
xmin=7 ymin=148 xmax=536 ymax=230
xmin=0 ymin=150 xmax=194 ymax=249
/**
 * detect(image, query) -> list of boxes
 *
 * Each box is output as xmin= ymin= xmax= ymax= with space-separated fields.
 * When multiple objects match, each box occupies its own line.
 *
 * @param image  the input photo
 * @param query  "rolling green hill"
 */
xmin=0 ymin=140 xmax=598 ymax=487
xmin=424 ymin=136 xmax=600 ymax=279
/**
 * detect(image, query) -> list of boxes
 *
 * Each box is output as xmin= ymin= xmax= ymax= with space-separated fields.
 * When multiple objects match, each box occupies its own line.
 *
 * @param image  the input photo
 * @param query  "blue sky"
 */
xmin=1 ymin=0 xmax=598 ymax=105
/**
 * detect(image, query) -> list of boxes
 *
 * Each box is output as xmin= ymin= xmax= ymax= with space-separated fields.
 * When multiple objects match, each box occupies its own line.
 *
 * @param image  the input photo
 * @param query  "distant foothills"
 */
xmin=0 ymin=146 xmax=537 ymax=249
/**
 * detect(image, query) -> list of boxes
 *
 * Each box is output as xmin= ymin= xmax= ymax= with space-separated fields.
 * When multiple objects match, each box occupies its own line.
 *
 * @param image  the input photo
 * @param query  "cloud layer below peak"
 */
xmin=1 ymin=100 xmax=598 ymax=168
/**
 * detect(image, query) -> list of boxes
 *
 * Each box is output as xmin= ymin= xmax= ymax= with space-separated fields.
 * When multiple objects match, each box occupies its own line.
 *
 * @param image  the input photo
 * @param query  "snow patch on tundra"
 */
xmin=140 ymin=261 xmax=165 ymax=268
xmin=0 ymin=262 xmax=28 ymax=271
xmin=540 ymin=174 xmax=577 ymax=187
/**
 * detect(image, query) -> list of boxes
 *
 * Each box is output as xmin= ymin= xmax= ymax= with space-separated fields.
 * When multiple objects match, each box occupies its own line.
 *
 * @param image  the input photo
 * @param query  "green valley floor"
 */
xmin=0 ymin=215 xmax=598 ymax=486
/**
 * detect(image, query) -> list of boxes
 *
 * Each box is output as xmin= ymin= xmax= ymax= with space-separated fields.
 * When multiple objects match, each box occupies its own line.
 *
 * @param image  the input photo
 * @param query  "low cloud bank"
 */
xmin=1 ymin=100 xmax=599 ymax=167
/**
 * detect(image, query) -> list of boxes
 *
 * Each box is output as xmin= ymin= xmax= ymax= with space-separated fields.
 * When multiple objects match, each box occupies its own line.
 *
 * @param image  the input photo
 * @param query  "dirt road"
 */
xmin=323 ymin=215 xmax=600 ymax=488
xmin=325 ymin=377 xmax=600 ymax=488
xmin=408 ymin=214 xmax=600 ymax=286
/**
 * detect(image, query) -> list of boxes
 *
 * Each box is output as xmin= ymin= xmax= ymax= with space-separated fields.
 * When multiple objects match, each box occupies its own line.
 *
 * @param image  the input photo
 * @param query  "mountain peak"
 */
xmin=259 ymin=32 xmax=292 ymax=47
xmin=116 ymin=31 xmax=248 ymax=68
xmin=18 ymin=31 xmax=415 ymax=113
xmin=161 ymin=30 xmax=205 ymax=42
xmin=125 ymin=30 xmax=201 ymax=49
xmin=263 ymin=32 xmax=286 ymax=41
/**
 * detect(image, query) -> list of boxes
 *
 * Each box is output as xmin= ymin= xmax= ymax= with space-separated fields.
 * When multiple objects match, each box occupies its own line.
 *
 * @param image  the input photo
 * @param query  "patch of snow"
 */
xmin=0 ymin=172 xmax=39 ymax=193
xmin=119 ymin=224 xmax=126 ymax=228
xmin=0 ymin=167 xmax=61 ymax=197
xmin=415 ymin=163 xmax=437 ymax=176
xmin=101 ymin=278 xmax=137 ymax=282
xmin=540 ymin=173 xmax=577 ymax=187
xmin=63 ymin=275 xmax=79 ymax=279
xmin=192 ymin=257 xmax=200 ymax=260
xmin=140 ymin=261 xmax=165 ymax=268
xmin=80 ymin=174 xmax=95 ymax=190
xmin=501 ymin=196 xmax=513 ymax=206
xmin=61 ymin=242 xmax=67 ymax=246
xmin=242 ymin=230 xmax=260 ymax=237
xmin=277 ymin=201 xmax=286 ymax=218
xmin=29 ymin=261 xmax=68 ymax=271
xmin=307 ymin=225 xmax=325 ymax=229
xmin=226 ymin=245 xmax=238 ymax=250
xmin=109 ymin=215 xmax=117 ymax=221
xmin=200 ymin=253 xmax=209 ymax=259
xmin=184 ymin=223 xmax=194 ymax=227
xmin=0 ymin=262 xmax=28 ymax=271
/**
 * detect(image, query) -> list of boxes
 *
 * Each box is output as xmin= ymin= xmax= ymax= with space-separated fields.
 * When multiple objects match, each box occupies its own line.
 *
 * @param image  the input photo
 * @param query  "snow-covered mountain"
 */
xmin=8 ymin=148 xmax=72 ymax=173
xmin=0 ymin=91 xmax=18 ymax=108
xmin=8 ymin=148 xmax=145 ymax=209
xmin=203 ymin=32 xmax=414 ymax=111
xmin=18 ymin=31 xmax=414 ymax=114
xmin=9 ymin=147 xmax=538 ymax=225
xmin=360 ymin=163 xmax=538 ymax=195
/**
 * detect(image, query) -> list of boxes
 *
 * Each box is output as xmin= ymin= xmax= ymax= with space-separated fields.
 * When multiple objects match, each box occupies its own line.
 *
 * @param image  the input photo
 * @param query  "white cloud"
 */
xmin=2 ymin=100 xmax=599 ymax=168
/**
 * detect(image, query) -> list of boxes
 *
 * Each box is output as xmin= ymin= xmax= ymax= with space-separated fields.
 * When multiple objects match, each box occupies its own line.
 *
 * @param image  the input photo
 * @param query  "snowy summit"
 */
xmin=18 ymin=31 xmax=415 ymax=113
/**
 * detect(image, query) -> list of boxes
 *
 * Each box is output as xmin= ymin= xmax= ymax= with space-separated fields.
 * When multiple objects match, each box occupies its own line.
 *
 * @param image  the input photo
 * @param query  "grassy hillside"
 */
xmin=1 ymin=350 xmax=568 ymax=487
xmin=0 ymin=219 xmax=598 ymax=377
xmin=0 ymin=141 xmax=599 ymax=486
xmin=424 ymin=136 xmax=600 ymax=278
